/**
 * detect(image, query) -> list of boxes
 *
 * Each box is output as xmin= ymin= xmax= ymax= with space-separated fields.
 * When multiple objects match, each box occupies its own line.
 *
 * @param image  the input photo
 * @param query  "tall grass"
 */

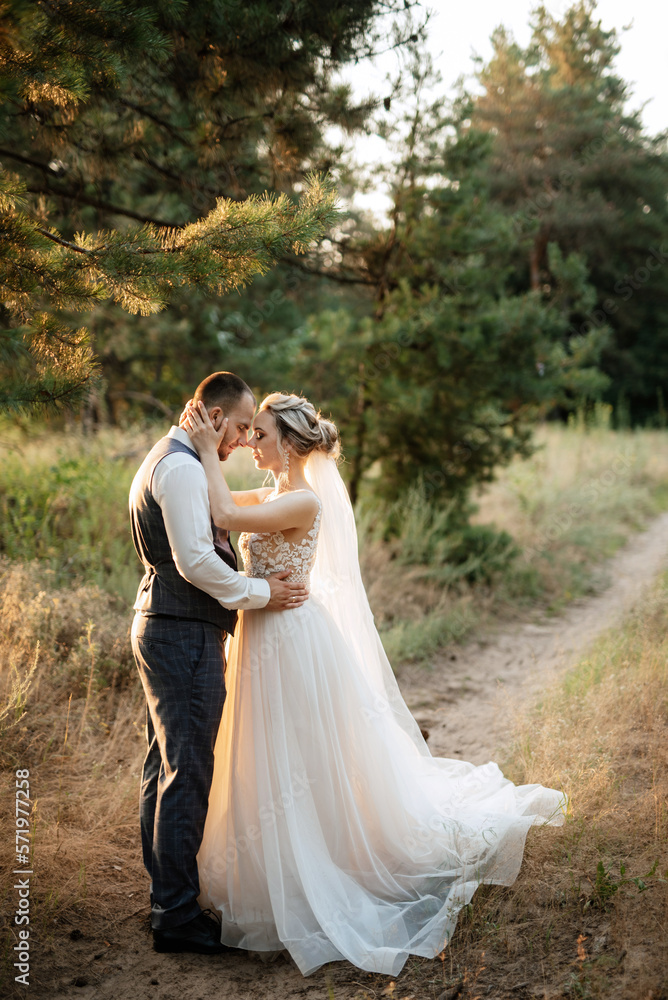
xmin=0 ymin=424 xmax=264 ymax=604
xmin=360 ymin=410 xmax=668 ymax=663
xmin=1 ymin=412 xmax=667 ymax=663
xmin=0 ymin=557 xmax=146 ymax=997
xmin=473 ymin=408 xmax=668 ymax=573
xmin=0 ymin=408 xmax=668 ymax=664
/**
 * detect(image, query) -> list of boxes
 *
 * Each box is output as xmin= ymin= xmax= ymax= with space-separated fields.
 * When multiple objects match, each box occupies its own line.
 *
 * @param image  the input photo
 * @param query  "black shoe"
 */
xmin=152 ymin=909 xmax=233 ymax=955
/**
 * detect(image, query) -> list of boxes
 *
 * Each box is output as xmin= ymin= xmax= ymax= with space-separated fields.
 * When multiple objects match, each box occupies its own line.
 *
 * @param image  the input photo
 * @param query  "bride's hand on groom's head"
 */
xmin=181 ymin=401 xmax=226 ymax=456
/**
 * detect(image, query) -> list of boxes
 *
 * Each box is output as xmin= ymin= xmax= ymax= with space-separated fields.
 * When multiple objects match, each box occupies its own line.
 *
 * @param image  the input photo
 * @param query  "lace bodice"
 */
xmin=239 ymin=491 xmax=322 ymax=584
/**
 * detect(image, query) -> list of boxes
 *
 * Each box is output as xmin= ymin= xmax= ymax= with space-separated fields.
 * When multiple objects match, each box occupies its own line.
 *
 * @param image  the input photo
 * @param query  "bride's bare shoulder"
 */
xmin=291 ymin=488 xmax=320 ymax=506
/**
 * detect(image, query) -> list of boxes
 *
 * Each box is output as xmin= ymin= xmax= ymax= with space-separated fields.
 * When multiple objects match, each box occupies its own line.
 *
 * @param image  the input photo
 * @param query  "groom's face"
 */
xmin=209 ymin=392 xmax=256 ymax=461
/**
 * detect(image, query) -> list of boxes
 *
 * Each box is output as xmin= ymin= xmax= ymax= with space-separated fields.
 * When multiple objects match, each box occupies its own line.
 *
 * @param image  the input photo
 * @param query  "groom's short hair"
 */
xmin=193 ymin=372 xmax=255 ymax=413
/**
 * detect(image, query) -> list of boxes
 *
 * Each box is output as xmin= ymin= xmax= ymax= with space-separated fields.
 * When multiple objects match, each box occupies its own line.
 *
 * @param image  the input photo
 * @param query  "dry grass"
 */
xmin=0 ymin=422 xmax=266 ymax=603
xmin=364 ymin=414 xmax=668 ymax=663
xmin=0 ymin=559 xmax=148 ymax=995
xmin=472 ymin=414 xmax=668 ymax=574
xmin=3 ymin=415 xmax=667 ymax=657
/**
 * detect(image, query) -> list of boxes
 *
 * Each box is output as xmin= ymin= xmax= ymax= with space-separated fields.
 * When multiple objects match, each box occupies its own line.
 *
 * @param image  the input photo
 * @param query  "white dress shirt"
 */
xmin=151 ymin=427 xmax=270 ymax=610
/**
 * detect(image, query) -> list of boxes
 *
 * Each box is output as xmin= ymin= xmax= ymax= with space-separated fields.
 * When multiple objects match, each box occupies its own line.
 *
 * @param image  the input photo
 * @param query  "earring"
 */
xmin=276 ymin=447 xmax=290 ymax=493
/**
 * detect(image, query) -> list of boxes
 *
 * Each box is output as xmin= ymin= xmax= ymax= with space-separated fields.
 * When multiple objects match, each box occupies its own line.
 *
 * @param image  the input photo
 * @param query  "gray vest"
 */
xmin=129 ymin=435 xmax=238 ymax=634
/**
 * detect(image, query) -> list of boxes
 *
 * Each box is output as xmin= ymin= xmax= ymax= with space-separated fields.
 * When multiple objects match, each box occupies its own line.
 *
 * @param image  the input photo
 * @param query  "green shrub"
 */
xmin=0 ymin=428 xmax=263 ymax=602
xmin=359 ymin=486 xmax=519 ymax=584
xmin=0 ymin=448 xmax=138 ymax=601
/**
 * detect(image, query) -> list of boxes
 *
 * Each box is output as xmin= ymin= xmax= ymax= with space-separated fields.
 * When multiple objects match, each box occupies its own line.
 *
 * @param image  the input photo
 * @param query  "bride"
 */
xmin=180 ymin=392 xmax=566 ymax=978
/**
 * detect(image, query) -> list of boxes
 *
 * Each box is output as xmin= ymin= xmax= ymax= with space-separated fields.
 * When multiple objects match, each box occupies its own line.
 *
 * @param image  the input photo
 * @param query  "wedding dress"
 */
xmin=197 ymin=454 xmax=566 ymax=977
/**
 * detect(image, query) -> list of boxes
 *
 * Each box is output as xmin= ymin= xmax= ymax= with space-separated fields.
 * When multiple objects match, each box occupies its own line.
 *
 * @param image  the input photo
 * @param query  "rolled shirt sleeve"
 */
xmin=153 ymin=450 xmax=270 ymax=611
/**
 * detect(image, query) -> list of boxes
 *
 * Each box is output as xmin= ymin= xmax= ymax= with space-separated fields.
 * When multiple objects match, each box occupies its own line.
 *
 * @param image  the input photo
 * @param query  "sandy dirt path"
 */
xmin=401 ymin=511 xmax=668 ymax=765
xmin=35 ymin=513 xmax=668 ymax=1000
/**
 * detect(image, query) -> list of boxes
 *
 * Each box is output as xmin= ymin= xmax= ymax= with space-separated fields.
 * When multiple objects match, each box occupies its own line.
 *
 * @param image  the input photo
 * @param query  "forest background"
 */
xmin=3 ymin=0 xmax=668 ymax=501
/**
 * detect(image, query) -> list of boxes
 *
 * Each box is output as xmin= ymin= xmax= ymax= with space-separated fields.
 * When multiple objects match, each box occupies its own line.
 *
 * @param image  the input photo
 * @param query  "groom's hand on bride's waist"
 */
xmin=265 ymin=571 xmax=308 ymax=611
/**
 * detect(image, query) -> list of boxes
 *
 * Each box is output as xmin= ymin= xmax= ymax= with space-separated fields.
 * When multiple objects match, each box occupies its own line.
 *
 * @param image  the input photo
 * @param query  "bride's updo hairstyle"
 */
xmin=260 ymin=393 xmax=340 ymax=461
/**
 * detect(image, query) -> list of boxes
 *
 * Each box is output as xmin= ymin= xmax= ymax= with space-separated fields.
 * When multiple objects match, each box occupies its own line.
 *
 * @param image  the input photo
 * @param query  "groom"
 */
xmin=129 ymin=371 xmax=307 ymax=955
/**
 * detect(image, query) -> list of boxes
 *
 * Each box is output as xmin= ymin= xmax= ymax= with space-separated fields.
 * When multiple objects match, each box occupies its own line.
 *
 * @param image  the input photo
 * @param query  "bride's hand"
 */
xmin=180 ymin=401 xmax=226 ymax=458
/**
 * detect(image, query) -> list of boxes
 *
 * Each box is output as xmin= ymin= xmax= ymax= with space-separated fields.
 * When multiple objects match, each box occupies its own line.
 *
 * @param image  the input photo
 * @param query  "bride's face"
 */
xmin=248 ymin=409 xmax=282 ymax=473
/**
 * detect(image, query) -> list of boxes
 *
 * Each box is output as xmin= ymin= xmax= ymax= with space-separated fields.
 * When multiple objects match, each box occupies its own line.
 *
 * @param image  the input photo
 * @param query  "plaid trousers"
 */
xmin=131 ymin=612 xmax=227 ymax=929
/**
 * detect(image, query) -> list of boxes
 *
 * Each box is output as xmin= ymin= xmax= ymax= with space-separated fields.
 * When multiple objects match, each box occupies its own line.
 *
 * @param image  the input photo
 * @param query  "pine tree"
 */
xmin=287 ymin=50 xmax=609 ymax=508
xmin=469 ymin=1 xmax=668 ymax=423
xmin=0 ymin=159 xmax=337 ymax=408
xmin=0 ymin=0 xmax=416 ymax=410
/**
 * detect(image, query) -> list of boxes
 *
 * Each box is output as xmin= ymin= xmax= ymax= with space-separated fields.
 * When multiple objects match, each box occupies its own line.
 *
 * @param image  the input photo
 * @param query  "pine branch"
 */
xmin=0 ymin=148 xmax=51 ymax=173
xmin=0 ymin=172 xmax=340 ymax=409
xmin=0 ymin=314 xmax=99 ymax=412
xmin=116 ymin=97 xmax=189 ymax=146
xmin=35 ymin=229 xmax=94 ymax=254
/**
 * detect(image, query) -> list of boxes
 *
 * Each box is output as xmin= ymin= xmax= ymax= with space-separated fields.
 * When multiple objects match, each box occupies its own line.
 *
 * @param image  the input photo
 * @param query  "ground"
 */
xmin=405 ymin=511 xmax=668 ymax=765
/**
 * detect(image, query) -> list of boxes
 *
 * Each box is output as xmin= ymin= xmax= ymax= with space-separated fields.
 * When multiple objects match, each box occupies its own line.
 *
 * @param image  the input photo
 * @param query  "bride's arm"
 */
xmin=182 ymin=403 xmax=319 ymax=533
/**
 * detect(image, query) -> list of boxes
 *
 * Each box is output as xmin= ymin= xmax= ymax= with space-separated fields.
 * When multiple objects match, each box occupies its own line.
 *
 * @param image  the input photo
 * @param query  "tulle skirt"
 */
xmin=197 ymin=596 xmax=566 ymax=977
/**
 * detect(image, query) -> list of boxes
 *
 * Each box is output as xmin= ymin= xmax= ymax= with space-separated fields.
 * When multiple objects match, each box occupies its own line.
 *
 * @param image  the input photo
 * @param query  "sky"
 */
xmin=342 ymin=0 xmax=668 ymax=216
